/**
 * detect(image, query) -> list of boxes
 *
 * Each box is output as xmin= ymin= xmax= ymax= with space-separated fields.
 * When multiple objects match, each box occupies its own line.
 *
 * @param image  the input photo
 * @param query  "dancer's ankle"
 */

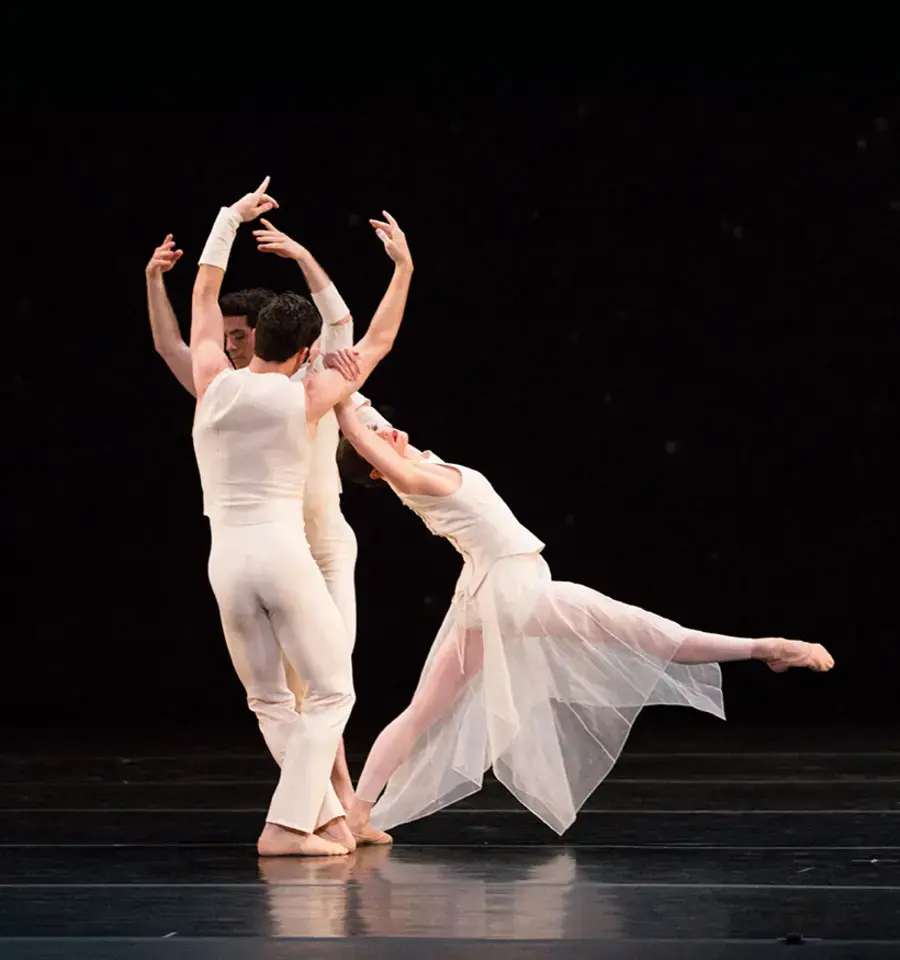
xmin=348 ymin=797 xmax=374 ymax=821
xmin=751 ymin=638 xmax=778 ymax=661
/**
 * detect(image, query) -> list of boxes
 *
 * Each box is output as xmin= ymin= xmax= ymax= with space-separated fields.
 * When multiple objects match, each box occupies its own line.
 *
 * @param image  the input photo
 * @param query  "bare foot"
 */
xmin=757 ymin=639 xmax=835 ymax=674
xmin=316 ymin=816 xmax=357 ymax=853
xmin=355 ymin=824 xmax=393 ymax=845
xmin=347 ymin=808 xmax=393 ymax=846
xmin=257 ymin=822 xmax=349 ymax=858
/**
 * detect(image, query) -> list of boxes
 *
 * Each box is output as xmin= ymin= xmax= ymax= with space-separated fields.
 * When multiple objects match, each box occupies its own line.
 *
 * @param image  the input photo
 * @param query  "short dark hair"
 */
xmin=337 ymin=437 xmax=381 ymax=488
xmin=219 ymin=288 xmax=276 ymax=329
xmin=254 ymin=292 xmax=322 ymax=363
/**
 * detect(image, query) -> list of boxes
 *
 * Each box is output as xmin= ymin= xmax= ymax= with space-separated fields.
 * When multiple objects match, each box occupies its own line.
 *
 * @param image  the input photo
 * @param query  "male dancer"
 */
xmin=190 ymin=178 xmax=413 ymax=855
xmin=146 ymin=218 xmax=392 ymax=809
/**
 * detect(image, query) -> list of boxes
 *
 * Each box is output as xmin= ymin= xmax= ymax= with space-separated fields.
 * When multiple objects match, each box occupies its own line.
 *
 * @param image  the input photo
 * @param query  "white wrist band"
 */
xmin=199 ymin=207 xmax=243 ymax=271
xmin=312 ymin=283 xmax=350 ymax=325
xmin=355 ymin=400 xmax=393 ymax=431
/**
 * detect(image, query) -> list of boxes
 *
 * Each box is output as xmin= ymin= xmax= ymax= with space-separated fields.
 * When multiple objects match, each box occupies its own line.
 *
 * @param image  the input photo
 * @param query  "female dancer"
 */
xmin=332 ymin=399 xmax=834 ymax=842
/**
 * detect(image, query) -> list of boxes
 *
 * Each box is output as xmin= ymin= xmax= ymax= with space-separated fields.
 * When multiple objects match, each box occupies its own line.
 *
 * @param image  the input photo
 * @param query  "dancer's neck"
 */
xmin=248 ymin=356 xmax=298 ymax=377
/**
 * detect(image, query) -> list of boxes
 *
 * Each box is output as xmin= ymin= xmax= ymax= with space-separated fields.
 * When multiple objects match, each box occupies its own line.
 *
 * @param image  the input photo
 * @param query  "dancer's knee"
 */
xmin=304 ymin=686 xmax=356 ymax=717
xmin=247 ymin=689 xmax=296 ymax=720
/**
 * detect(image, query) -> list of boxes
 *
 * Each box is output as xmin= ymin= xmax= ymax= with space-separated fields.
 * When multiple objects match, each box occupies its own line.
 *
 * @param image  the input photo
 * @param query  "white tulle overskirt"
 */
xmin=370 ymin=553 xmax=725 ymax=835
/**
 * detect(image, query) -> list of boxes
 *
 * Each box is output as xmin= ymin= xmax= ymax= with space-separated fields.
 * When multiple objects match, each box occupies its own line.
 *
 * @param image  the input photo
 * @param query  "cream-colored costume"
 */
xmin=193 ymin=366 xmax=354 ymax=832
xmin=356 ymin=455 xmax=760 ymax=836
xmin=285 ymin=310 xmax=389 ymax=701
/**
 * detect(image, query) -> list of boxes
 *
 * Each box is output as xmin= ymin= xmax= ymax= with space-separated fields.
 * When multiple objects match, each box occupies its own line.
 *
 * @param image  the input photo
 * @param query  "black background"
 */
xmin=5 ymin=69 xmax=897 ymax=745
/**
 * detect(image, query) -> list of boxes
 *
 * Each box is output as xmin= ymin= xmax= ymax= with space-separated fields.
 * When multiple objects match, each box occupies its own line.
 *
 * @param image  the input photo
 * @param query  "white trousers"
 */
xmin=208 ymin=515 xmax=355 ymax=833
xmin=283 ymin=505 xmax=358 ymax=703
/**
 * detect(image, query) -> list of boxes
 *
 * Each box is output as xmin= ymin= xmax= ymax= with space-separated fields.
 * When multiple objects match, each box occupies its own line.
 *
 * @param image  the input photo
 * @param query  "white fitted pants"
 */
xmin=283 ymin=504 xmax=358 ymax=703
xmin=208 ymin=511 xmax=355 ymax=833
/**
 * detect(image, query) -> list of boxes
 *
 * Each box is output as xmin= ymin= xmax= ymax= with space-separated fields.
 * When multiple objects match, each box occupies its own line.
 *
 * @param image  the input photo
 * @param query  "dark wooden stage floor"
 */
xmin=2 ymin=722 xmax=898 ymax=958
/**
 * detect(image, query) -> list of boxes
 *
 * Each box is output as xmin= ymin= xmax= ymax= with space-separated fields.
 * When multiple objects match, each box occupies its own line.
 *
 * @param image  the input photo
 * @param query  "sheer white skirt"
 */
xmin=367 ymin=553 xmax=725 ymax=835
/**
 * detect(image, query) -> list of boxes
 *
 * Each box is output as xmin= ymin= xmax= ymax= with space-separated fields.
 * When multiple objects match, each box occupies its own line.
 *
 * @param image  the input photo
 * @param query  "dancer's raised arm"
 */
xmin=191 ymin=177 xmax=278 ymax=403
xmin=145 ymin=234 xmax=194 ymax=395
xmin=302 ymin=212 xmax=413 ymax=424
xmin=255 ymin=217 xmax=398 ymax=432
xmin=254 ymin=220 xmax=354 ymax=362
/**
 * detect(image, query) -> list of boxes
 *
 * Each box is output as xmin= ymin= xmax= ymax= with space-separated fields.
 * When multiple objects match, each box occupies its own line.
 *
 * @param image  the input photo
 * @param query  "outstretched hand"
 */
xmin=369 ymin=211 xmax=412 ymax=267
xmin=146 ymin=234 xmax=183 ymax=277
xmin=231 ymin=176 xmax=279 ymax=223
xmin=323 ymin=347 xmax=361 ymax=382
xmin=253 ymin=219 xmax=306 ymax=260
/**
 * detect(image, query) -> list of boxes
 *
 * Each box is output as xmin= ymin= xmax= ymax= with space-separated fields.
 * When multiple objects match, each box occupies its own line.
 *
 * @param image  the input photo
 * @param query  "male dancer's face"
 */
xmin=224 ymin=315 xmax=255 ymax=368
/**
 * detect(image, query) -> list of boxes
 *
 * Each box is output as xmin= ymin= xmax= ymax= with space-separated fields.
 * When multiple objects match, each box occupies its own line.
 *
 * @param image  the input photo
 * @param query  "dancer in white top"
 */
xmin=253 ymin=218 xmax=393 ymax=808
xmin=190 ymin=179 xmax=413 ymax=856
xmin=146 ymin=222 xmax=391 ymax=810
xmin=331 ymin=399 xmax=834 ymax=842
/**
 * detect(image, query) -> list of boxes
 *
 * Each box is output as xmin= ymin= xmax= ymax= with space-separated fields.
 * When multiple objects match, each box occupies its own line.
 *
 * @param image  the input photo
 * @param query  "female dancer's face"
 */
xmin=375 ymin=426 xmax=410 ymax=458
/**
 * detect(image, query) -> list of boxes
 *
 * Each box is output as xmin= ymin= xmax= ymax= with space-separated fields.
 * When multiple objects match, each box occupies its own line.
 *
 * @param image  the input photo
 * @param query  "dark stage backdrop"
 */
xmin=4 ymin=74 xmax=897 ymax=742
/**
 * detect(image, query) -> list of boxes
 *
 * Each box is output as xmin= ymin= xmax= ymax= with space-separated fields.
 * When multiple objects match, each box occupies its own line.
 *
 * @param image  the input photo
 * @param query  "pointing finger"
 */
xmin=382 ymin=210 xmax=399 ymax=228
xmin=255 ymin=175 xmax=271 ymax=196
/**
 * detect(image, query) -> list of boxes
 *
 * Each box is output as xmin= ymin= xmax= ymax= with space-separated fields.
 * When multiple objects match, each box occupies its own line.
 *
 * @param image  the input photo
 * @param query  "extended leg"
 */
xmin=534 ymin=581 xmax=834 ymax=671
xmin=348 ymin=629 xmax=484 ymax=843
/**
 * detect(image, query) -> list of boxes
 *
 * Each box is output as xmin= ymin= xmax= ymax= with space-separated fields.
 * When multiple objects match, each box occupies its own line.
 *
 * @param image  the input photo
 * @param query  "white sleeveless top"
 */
xmin=192 ymin=367 xmax=312 ymax=525
xmin=391 ymin=455 xmax=544 ymax=596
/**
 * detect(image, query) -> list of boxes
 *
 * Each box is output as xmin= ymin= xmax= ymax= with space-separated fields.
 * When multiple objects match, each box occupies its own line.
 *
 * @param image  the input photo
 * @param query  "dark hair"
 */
xmin=219 ymin=288 xmax=276 ymax=329
xmin=254 ymin=292 xmax=322 ymax=363
xmin=337 ymin=437 xmax=382 ymax=488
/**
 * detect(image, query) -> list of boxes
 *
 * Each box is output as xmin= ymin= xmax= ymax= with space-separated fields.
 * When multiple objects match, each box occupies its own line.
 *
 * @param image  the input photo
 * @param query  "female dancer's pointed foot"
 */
xmin=347 ymin=808 xmax=393 ymax=845
xmin=316 ymin=816 xmax=357 ymax=853
xmin=757 ymin=639 xmax=834 ymax=673
xmin=257 ymin=822 xmax=349 ymax=858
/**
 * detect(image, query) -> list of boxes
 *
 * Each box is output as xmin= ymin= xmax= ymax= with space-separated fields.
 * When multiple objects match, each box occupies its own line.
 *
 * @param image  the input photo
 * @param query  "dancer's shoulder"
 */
xmin=402 ymin=461 xmax=462 ymax=499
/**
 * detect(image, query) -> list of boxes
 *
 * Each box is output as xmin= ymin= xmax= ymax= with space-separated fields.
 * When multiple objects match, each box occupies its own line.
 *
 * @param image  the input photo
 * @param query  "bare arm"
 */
xmin=190 ymin=259 xmax=232 ymax=403
xmin=320 ymin=352 xmax=395 ymax=429
xmin=336 ymin=403 xmax=454 ymax=496
xmin=145 ymin=234 xmax=194 ymax=396
xmin=303 ymin=213 xmax=413 ymax=424
xmin=254 ymin=220 xmax=353 ymax=361
xmin=191 ymin=178 xmax=278 ymax=403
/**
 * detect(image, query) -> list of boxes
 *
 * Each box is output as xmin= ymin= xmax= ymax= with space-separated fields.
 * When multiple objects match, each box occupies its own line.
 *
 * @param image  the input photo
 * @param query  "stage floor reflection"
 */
xmin=2 ymin=723 xmax=898 ymax=958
